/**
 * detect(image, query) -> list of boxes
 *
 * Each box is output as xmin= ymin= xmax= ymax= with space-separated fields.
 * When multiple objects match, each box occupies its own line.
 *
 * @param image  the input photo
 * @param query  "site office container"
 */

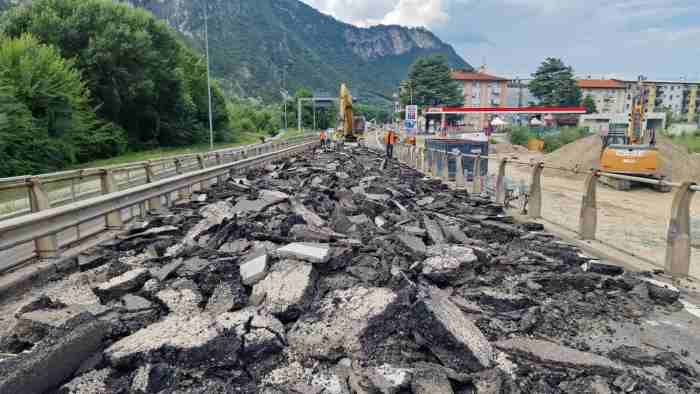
xmin=425 ymin=138 xmax=489 ymax=181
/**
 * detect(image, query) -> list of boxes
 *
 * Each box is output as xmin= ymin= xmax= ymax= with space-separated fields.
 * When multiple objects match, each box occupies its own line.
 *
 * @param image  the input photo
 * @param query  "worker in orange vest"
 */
xmin=319 ymin=130 xmax=327 ymax=150
xmin=384 ymin=129 xmax=398 ymax=158
xmin=406 ymin=135 xmax=416 ymax=146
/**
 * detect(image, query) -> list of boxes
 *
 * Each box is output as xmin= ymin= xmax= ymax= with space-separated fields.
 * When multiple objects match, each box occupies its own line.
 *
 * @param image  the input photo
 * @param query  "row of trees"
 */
xmin=0 ymin=0 xmax=279 ymax=177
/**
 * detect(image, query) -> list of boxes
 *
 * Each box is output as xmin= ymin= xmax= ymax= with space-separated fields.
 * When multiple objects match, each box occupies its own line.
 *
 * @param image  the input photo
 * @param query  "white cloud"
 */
xmin=301 ymin=0 xmax=449 ymax=28
xmin=380 ymin=0 xmax=449 ymax=27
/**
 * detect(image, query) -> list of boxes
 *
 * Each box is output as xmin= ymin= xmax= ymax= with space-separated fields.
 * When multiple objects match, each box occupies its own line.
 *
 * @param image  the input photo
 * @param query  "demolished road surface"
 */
xmin=1 ymin=144 xmax=699 ymax=393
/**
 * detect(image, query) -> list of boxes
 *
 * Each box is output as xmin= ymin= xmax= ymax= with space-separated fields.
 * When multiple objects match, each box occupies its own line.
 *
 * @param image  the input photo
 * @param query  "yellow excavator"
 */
xmin=338 ymin=83 xmax=365 ymax=141
xmin=599 ymin=80 xmax=667 ymax=191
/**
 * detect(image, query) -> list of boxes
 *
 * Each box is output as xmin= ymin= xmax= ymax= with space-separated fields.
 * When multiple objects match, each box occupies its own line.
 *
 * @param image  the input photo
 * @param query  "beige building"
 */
xmin=451 ymin=67 xmax=509 ymax=130
xmin=578 ymin=78 xmax=700 ymax=123
xmin=577 ymin=79 xmax=627 ymax=114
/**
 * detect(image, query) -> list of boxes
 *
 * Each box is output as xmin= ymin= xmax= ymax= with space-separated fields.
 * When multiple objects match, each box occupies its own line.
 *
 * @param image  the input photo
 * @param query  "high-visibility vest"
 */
xmin=320 ymin=132 xmax=326 ymax=141
xmin=384 ymin=132 xmax=397 ymax=145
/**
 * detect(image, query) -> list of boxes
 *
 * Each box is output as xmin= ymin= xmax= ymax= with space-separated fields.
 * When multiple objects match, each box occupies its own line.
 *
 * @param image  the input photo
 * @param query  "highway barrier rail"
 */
xmin=0 ymin=137 xmax=318 ymax=272
xmin=373 ymin=136 xmax=697 ymax=278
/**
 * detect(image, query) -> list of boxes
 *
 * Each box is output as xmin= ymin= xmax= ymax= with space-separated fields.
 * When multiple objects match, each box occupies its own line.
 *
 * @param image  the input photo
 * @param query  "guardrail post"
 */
xmin=528 ymin=162 xmax=544 ymax=219
xmin=175 ymin=158 xmax=191 ymax=200
xmin=421 ymin=148 xmax=429 ymax=174
xmin=100 ymin=170 xmax=123 ymax=229
xmin=472 ymin=155 xmax=483 ymax=194
xmin=495 ymin=159 xmax=508 ymax=204
xmin=197 ymin=154 xmax=207 ymax=191
xmin=455 ymin=154 xmax=466 ymax=189
xmin=441 ymin=152 xmax=450 ymax=182
xmin=144 ymin=161 xmax=162 ymax=210
xmin=431 ymin=150 xmax=439 ymax=177
xmin=215 ymin=153 xmax=226 ymax=186
xmin=579 ymin=172 xmax=598 ymax=240
xmin=28 ymin=177 xmax=58 ymax=258
xmin=665 ymin=182 xmax=695 ymax=276
xmin=412 ymin=147 xmax=419 ymax=170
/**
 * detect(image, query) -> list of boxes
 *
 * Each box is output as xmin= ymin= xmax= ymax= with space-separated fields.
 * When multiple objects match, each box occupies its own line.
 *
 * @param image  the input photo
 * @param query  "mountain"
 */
xmin=1 ymin=0 xmax=471 ymax=102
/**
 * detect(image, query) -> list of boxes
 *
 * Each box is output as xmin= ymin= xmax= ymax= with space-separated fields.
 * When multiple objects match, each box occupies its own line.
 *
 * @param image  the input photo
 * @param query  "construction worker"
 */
xmin=406 ymin=134 xmax=416 ymax=146
xmin=319 ymin=129 xmax=327 ymax=150
xmin=384 ymin=129 xmax=398 ymax=158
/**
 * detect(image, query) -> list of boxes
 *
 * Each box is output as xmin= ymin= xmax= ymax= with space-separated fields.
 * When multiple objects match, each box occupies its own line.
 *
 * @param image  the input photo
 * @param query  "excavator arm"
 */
xmin=339 ymin=84 xmax=354 ymax=140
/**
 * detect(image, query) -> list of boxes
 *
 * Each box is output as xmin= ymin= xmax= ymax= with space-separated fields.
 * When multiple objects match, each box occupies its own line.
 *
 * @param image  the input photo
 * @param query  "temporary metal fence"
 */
xmin=385 ymin=139 xmax=697 ymax=278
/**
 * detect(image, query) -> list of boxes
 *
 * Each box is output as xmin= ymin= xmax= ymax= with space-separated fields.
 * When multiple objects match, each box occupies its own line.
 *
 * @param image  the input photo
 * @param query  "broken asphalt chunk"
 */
xmin=272 ymin=242 xmax=331 ymax=263
xmin=92 ymin=268 xmax=150 ymax=303
xmin=414 ymin=286 xmax=493 ymax=371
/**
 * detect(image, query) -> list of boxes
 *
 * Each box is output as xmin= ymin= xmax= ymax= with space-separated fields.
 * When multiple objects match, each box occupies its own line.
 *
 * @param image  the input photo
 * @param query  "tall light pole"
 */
xmin=204 ymin=4 xmax=214 ymax=150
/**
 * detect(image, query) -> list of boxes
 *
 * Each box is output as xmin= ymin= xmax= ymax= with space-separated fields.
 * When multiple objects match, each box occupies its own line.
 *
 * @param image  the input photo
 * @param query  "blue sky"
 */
xmin=301 ymin=0 xmax=700 ymax=80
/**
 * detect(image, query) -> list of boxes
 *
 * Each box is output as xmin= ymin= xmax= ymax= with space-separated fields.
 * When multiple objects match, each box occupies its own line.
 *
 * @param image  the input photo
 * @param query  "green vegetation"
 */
xmin=0 ymin=34 xmax=125 ymax=176
xmin=1 ymin=0 xmax=229 ymax=150
xmin=0 ymin=0 xmax=284 ymax=177
xmin=669 ymin=130 xmax=700 ymax=153
xmin=582 ymin=95 xmax=597 ymax=114
xmin=530 ymin=58 xmax=582 ymax=107
xmin=400 ymin=55 xmax=463 ymax=110
xmin=509 ymin=126 xmax=590 ymax=153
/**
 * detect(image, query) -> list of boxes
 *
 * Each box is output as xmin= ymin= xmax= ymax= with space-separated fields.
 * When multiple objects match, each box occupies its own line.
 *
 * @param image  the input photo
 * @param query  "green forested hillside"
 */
xmin=120 ymin=0 xmax=471 ymax=101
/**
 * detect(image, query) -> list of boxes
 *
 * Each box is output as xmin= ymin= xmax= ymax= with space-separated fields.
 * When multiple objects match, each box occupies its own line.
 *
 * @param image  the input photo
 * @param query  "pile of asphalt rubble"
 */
xmin=1 ymin=145 xmax=698 ymax=393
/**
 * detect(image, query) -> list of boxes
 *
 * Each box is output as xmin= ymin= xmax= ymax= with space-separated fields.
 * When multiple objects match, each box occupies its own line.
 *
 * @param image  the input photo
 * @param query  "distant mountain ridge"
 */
xmin=1 ymin=0 xmax=472 ymax=101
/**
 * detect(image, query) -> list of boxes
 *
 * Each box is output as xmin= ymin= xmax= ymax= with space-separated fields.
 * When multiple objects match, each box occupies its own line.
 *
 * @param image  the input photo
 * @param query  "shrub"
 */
xmin=0 ymin=34 xmax=125 ymax=176
xmin=510 ymin=126 xmax=531 ymax=146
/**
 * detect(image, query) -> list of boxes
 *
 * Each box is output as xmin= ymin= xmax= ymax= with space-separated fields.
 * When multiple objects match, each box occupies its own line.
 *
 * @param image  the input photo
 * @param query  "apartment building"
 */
xmin=577 ymin=79 xmax=627 ymax=113
xmin=578 ymin=78 xmax=700 ymax=122
xmin=451 ymin=67 xmax=509 ymax=130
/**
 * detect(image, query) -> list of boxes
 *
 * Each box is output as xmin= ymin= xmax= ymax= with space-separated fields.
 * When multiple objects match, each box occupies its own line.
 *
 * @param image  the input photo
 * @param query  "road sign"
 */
xmin=405 ymin=105 xmax=418 ymax=132
xmin=406 ymin=105 xmax=418 ymax=122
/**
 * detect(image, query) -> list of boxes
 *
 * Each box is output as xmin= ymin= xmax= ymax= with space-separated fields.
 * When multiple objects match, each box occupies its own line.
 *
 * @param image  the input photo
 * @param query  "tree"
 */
xmin=0 ymin=34 xmax=125 ymax=176
xmin=400 ymin=55 xmax=463 ymax=110
xmin=582 ymin=95 xmax=597 ymax=114
xmin=530 ymin=58 xmax=582 ymax=106
xmin=1 ymin=0 xmax=229 ymax=149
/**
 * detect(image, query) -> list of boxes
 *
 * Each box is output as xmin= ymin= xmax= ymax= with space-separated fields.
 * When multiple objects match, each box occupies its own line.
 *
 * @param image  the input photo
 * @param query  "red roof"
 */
xmin=577 ymin=79 xmax=625 ymax=89
xmin=451 ymin=70 xmax=508 ymax=82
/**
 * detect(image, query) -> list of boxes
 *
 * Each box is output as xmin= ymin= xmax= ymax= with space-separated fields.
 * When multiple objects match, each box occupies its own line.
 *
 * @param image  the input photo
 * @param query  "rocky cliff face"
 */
xmin=2 ymin=0 xmax=471 ymax=101
xmin=121 ymin=0 xmax=470 ymax=100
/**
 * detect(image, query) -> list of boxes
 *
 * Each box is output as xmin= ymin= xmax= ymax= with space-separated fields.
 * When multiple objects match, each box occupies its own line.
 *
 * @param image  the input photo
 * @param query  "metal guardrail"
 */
xmin=0 ymin=135 xmax=314 ymax=221
xmin=382 ymin=137 xmax=696 ymax=277
xmin=0 ymin=138 xmax=318 ymax=273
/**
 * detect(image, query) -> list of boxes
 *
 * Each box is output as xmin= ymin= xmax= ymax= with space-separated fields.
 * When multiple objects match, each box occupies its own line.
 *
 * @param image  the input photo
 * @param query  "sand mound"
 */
xmin=489 ymin=142 xmax=530 ymax=155
xmin=543 ymin=135 xmax=700 ymax=182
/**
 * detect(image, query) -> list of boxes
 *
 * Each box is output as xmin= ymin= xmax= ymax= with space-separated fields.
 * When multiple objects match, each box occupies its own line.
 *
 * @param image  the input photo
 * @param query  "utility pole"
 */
xmin=204 ymin=4 xmax=214 ymax=150
xmin=298 ymin=99 xmax=302 ymax=133
xmin=313 ymin=100 xmax=316 ymax=131
xmin=281 ymin=63 xmax=289 ymax=132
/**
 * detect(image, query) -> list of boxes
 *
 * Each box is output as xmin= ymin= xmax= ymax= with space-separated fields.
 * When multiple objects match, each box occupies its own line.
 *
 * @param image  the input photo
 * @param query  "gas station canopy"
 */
xmin=425 ymin=106 xmax=586 ymax=115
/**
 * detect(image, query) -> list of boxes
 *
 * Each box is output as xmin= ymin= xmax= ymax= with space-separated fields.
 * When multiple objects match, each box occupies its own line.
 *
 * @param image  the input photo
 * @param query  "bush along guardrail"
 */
xmin=0 ymin=138 xmax=318 ymax=272
xmin=387 ymin=140 xmax=696 ymax=278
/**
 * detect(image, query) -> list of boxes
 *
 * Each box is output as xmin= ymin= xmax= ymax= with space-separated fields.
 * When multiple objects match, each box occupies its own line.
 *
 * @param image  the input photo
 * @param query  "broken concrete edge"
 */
xmin=0 ymin=230 xmax=125 ymax=306
xmin=511 ymin=214 xmax=665 ymax=277
xmin=0 ymin=256 xmax=77 ymax=307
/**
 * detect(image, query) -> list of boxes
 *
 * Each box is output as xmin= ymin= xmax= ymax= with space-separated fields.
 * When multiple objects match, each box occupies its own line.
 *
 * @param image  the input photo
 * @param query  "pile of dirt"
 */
xmin=489 ymin=142 xmax=530 ymax=155
xmin=543 ymin=135 xmax=700 ymax=182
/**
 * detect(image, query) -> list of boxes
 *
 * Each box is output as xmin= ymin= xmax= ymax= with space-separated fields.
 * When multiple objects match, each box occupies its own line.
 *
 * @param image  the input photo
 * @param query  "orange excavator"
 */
xmin=599 ymin=80 xmax=666 ymax=191
xmin=338 ymin=83 xmax=366 ymax=142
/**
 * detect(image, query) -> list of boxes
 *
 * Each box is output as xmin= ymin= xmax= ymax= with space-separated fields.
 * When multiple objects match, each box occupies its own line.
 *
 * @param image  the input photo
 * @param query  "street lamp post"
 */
xmin=204 ymin=4 xmax=214 ymax=150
